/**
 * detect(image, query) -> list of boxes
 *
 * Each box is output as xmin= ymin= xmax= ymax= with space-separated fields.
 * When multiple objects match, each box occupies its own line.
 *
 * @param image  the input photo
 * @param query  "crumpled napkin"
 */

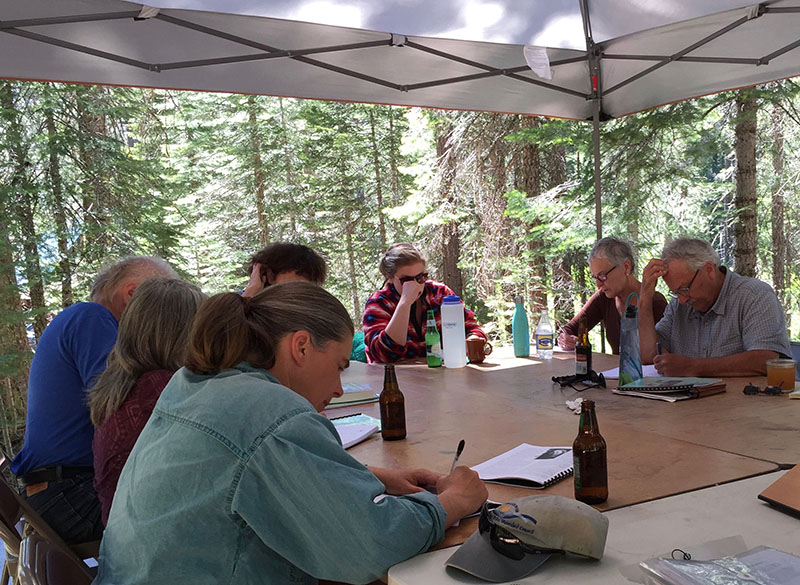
xmin=566 ymin=396 xmax=584 ymax=414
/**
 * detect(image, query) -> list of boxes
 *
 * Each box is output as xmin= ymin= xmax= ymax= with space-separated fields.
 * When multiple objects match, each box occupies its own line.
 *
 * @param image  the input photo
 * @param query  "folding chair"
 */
xmin=0 ymin=458 xmax=24 ymax=585
xmin=0 ymin=459 xmax=94 ymax=582
xmin=17 ymin=533 xmax=92 ymax=585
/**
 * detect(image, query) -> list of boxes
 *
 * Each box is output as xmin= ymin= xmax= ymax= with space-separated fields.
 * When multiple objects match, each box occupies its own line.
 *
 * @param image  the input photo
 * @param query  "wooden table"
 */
xmin=388 ymin=470 xmax=800 ymax=585
xmin=336 ymin=351 xmax=781 ymax=547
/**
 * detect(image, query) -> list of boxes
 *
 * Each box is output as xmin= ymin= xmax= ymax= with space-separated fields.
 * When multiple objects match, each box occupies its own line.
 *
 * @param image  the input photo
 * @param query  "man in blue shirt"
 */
xmin=11 ymin=256 xmax=176 ymax=544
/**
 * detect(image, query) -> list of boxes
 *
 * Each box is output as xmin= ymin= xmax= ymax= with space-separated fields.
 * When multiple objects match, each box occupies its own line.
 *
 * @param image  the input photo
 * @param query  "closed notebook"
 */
xmin=614 ymin=377 xmax=726 ymax=402
xmin=327 ymin=382 xmax=378 ymax=407
xmin=470 ymin=443 xmax=573 ymax=489
xmin=758 ymin=465 xmax=800 ymax=519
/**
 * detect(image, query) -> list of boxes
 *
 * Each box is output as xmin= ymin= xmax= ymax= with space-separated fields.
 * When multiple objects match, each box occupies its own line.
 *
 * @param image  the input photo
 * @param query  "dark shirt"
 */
xmin=11 ymin=302 xmax=118 ymax=475
xmin=93 ymin=369 xmax=173 ymax=525
xmin=563 ymin=290 xmax=668 ymax=354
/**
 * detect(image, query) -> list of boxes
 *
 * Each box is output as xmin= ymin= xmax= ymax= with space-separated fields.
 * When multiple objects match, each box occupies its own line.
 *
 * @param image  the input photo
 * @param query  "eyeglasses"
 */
xmin=592 ymin=265 xmax=617 ymax=283
xmin=398 ymin=272 xmax=428 ymax=284
xmin=669 ymin=269 xmax=699 ymax=298
xmin=478 ymin=501 xmax=562 ymax=561
xmin=743 ymin=383 xmax=784 ymax=396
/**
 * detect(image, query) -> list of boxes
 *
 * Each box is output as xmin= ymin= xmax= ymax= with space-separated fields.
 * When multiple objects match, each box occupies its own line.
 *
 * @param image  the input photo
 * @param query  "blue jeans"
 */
xmin=22 ymin=471 xmax=104 ymax=544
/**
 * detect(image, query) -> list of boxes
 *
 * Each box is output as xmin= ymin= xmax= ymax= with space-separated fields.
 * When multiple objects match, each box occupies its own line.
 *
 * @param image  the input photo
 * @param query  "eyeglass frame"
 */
xmin=592 ymin=265 xmax=617 ymax=283
xmin=669 ymin=268 xmax=700 ymax=298
xmin=477 ymin=501 xmax=564 ymax=561
xmin=743 ymin=383 xmax=784 ymax=396
xmin=397 ymin=271 xmax=429 ymax=284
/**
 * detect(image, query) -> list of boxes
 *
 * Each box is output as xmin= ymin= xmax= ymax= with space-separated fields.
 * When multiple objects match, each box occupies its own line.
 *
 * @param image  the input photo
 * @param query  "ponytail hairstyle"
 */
xmin=88 ymin=277 xmax=206 ymax=426
xmin=185 ymin=281 xmax=354 ymax=375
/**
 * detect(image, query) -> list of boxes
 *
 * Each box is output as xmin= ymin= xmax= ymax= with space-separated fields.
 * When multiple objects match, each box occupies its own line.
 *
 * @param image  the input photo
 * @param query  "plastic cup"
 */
xmin=766 ymin=358 xmax=796 ymax=390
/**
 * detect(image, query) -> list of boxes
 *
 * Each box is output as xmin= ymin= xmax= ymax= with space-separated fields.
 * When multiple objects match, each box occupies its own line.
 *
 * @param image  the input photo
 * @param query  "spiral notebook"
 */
xmin=614 ymin=377 xmax=726 ymax=402
xmin=470 ymin=443 xmax=573 ymax=489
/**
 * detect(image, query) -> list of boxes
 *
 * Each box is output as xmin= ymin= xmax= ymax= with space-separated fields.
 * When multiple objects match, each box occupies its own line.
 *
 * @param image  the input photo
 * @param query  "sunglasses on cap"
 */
xmin=743 ymin=383 xmax=784 ymax=396
xmin=478 ymin=501 xmax=563 ymax=561
xmin=398 ymin=272 xmax=428 ymax=284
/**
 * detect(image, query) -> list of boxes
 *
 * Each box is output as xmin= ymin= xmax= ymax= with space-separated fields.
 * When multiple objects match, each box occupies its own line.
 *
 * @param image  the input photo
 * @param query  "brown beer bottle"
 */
xmin=575 ymin=318 xmax=592 ymax=375
xmin=573 ymin=399 xmax=608 ymax=504
xmin=379 ymin=364 xmax=406 ymax=440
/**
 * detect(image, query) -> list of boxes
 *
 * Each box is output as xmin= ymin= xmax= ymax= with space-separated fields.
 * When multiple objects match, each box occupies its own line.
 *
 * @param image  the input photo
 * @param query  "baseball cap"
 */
xmin=446 ymin=495 xmax=609 ymax=582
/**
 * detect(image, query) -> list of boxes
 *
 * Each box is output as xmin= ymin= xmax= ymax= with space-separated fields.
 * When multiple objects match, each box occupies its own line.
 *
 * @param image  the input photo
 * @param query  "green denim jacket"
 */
xmin=95 ymin=363 xmax=445 ymax=585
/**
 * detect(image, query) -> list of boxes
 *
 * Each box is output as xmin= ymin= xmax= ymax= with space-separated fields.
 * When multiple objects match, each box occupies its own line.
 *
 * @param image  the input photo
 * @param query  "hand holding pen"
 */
xmin=449 ymin=439 xmax=465 ymax=474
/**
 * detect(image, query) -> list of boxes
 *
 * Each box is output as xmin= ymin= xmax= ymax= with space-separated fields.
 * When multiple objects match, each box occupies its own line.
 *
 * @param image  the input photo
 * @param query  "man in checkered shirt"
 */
xmin=637 ymin=238 xmax=791 ymax=377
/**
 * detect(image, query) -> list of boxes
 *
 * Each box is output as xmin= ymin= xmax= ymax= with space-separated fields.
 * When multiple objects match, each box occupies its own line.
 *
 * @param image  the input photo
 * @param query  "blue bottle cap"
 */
xmin=442 ymin=295 xmax=462 ymax=304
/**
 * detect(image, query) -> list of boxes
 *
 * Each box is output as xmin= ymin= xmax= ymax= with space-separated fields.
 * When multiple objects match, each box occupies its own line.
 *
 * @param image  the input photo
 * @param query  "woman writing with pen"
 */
xmin=95 ymin=281 xmax=486 ymax=585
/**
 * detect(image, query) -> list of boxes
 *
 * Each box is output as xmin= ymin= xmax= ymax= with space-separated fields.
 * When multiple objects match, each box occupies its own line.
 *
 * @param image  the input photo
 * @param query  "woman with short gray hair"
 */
xmin=558 ymin=237 xmax=668 ymax=355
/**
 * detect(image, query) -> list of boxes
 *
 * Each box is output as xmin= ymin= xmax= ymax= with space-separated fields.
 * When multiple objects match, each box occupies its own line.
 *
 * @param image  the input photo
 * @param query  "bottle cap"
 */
xmin=442 ymin=295 xmax=462 ymax=304
xmin=514 ymin=296 xmax=523 ymax=304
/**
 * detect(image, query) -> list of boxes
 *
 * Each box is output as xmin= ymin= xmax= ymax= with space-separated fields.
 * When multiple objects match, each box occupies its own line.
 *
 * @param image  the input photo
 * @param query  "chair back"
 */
xmin=0 ymin=457 xmax=94 ymax=580
xmin=0 ymin=457 xmax=23 ymax=552
xmin=18 ymin=533 xmax=92 ymax=585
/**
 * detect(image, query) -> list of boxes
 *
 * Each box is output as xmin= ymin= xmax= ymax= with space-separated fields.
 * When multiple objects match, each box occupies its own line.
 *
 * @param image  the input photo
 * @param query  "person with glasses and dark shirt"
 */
xmin=558 ymin=238 xmax=667 ymax=355
xmin=363 ymin=243 xmax=487 ymax=363
xmin=639 ymin=237 xmax=791 ymax=377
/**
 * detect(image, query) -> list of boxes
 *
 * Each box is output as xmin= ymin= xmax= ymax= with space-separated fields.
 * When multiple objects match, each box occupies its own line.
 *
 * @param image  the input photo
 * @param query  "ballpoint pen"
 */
xmin=449 ymin=439 xmax=465 ymax=474
xmin=657 ymin=341 xmax=662 ymax=355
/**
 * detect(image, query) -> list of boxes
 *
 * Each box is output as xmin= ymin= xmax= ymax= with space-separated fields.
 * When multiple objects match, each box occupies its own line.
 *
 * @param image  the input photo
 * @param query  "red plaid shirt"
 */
xmin=362 ymin=280 xmax=486 ymax=363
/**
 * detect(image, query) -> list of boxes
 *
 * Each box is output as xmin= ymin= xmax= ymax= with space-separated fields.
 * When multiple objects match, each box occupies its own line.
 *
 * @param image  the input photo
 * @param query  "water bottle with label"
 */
xmin=440 ymin=295 xmax=467 ymax=368
xmin=535 ymin=308 xmax=553 ymax=360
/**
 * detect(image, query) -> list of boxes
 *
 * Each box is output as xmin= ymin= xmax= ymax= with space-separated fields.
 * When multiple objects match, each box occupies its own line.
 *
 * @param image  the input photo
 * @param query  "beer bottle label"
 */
xmin=576 ymin=353 xmax=588 ymax=375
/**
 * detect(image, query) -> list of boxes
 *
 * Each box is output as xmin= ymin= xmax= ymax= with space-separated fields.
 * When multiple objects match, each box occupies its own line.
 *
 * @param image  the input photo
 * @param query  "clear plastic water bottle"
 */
xmin=440 ymin=295 xmax=467 ymax=368
xmin=535 ymin=308 xmax=553 ymax=360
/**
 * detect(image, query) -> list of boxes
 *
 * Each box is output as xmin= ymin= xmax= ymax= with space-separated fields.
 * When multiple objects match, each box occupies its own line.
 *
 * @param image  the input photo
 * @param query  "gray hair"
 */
xmin=661 ymin=238 xmax=720 ymax=270
xmin=588 ymin=237 xmax=636 ymax=273
xmin=88 ymin=277 xmax=206 ymax=426
xmin=90 ymin=257 xmax=177 ymax=302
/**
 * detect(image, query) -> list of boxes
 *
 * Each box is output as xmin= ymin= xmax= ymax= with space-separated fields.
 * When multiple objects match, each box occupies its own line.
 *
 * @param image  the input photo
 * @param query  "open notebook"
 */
xmin=471 ymin=443 xmax=573 ymax=489
xmin=330 ymin=413 xmax=380 ymax=449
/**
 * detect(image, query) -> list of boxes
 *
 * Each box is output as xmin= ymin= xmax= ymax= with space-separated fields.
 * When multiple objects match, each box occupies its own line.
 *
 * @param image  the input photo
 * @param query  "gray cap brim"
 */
xmin=445 ymin=529 xmax=552 ymax=583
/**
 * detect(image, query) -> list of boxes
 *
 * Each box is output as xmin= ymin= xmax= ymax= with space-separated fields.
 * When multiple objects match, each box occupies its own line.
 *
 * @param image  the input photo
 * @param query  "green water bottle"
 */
xmin=425 ymin=310 xmax=443 ymax=367
xmin=512 ymin=296 xmax=530 ymax=357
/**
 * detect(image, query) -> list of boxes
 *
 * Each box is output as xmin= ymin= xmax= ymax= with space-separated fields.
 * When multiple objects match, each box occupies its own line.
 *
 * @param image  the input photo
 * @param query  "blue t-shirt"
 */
xmin=11 ymin=302 xmax=118 ymax=475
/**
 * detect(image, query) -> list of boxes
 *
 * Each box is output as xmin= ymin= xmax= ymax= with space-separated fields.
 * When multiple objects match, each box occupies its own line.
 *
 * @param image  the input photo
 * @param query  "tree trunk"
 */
xmin=45 ymin=106 xmax=74 ymax=308
xmin=519 ymin=116 xmax=547 ymax=312
xmin=368 ymin=109 xmax=386 ymax=249
xmin=436 ymin=128 xmax=463 ymax=297
xmin=343 ymin=207 xmax=361 ymax=323
xmin=0 ymin=81 xmax=33 ymax=455
xmin=0 ymin=83 xmax=47 ymax=340
xmin=388 ymin=107 xmax=401 ymax=239
xmin=247 ymin=96 xmax=269 ymax=246
xmin=733 ymin=91 xmax=758 ymax=278
xmin=278 ymin=98 xmax=298 ymax=237
xmin=769 ymin=104 xmax=788 ymax=322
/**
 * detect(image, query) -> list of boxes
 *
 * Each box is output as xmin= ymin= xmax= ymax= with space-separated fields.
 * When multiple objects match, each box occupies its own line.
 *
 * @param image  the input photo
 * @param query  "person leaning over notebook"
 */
xmin=94 ymin=282 xmax=487 ymax=585
xmin=639 ymin=237 xmax=791 ymax=377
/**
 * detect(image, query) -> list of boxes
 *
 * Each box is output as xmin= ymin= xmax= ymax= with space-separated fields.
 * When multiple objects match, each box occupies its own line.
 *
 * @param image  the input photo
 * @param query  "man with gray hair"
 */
xmin=11 ymin=256 xmax=177 ymax=544
xmin=639 ymin=238 xmax=791 ymax=377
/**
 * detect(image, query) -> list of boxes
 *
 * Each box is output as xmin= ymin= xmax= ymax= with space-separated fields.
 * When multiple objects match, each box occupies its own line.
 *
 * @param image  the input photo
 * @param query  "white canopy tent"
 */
xmin=2 ymin=0 xmax=800 ymax=233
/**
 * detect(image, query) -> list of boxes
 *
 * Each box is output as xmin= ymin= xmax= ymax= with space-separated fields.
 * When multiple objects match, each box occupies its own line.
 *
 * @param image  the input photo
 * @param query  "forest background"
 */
xmin=0 ymin=79 xmax=798 ymax=455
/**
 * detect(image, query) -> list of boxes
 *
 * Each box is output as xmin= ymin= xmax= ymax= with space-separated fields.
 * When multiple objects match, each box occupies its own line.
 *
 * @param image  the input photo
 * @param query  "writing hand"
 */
xmin=557 ymin=331 xmax=578 ymax=350
xmin=436 ymin=466 xmax=488 ymax=527
xmin=653 ymin=352 xmax=698 ymax=377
